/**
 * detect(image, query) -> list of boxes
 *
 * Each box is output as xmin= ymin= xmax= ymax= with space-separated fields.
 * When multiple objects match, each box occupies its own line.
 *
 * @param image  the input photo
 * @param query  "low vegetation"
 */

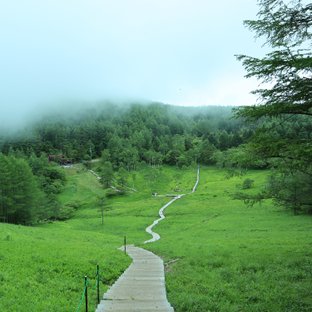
xmin=1 ymin=164 xmax=311 ymax=311
xmin=145 ymin=167 xmax=312 ymax=311
xmin=0 ymin=165 xmax=130 ymax=311
xmin=0 ymin=1 xmax=311 ymax=311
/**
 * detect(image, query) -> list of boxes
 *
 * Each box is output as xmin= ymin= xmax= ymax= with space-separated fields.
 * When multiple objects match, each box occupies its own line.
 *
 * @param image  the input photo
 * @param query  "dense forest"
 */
xmin=1 ymin=97 xmax=312 ymax=225
xmin=1 ymin=0 xmax=311 ymax=224
xmin=0 ymin=103 xmax=255 ymax=224
xmin=234 ymin=0 xmax=312 ymax=215
xmin=0 ymin=104 xmax=253 ymax=166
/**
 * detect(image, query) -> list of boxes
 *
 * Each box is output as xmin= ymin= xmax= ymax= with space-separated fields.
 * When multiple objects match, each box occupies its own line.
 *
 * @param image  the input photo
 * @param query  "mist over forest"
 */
xmin=0 ymin=0 xmax=311 ymax=311
xmin=0 ymin=101 xmax=255 ymax=224
xmin=1 ymin=95 xmax=311 ymax=226
xmin=0 ymin=101 xmax=249 ymax=164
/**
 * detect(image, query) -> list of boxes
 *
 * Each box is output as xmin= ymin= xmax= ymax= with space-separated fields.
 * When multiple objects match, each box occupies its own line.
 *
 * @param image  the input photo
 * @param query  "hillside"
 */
xmin=1 ymin=164 xmax=311 ymax=311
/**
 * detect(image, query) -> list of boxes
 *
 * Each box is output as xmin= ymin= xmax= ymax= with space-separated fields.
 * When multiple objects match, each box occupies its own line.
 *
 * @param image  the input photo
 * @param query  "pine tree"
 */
xmin=237 ymin=0 xmax=312 ymax=119
xmin=0 ymin=154 xmax=44 ymax=224
xmin=236 ymin=0 xmax=312 ymax=213
xmin=100 ymin=161 xmax=114 ymax=189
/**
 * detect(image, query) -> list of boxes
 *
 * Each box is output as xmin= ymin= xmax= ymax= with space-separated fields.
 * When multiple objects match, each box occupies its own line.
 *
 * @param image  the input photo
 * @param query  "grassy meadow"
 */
xmin=145 ymin=168 xmax=312 ymax=311
xmin=0 ymin=164 xmax=311 ymax=311
xmin=0 ymin=165 xmax=131 ymax=311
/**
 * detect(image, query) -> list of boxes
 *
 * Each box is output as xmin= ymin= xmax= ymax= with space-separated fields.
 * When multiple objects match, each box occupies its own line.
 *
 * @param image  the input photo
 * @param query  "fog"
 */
xmin=0 ymin=0 xmax=262 ymax=130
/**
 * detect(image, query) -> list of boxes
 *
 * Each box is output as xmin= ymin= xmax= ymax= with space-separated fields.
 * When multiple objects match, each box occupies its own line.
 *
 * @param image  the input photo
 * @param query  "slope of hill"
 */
xmin=0 ymin=164 xmax=311 ymax=311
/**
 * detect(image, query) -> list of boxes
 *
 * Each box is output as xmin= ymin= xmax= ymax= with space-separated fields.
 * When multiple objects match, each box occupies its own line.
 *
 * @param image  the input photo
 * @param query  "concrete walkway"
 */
xmin=144 ymin=195 xmax=184 ymax=244
xmin=144 ymin=165 xmax=200 ymax=244
xmin=96 ymin=166 xmax=200 ymax=312
xmin=191 ymin=166 xmax=200 ymax=193
xmin=95 ymin=245 xmax=174 ymax=312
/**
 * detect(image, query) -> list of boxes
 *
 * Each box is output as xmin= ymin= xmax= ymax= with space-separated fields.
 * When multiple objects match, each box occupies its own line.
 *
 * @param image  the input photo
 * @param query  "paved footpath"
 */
xmin=144 ymin=195 xmax=184 ymax=244
xmin=96 ymin=166 xmax=200 ymax=311
xmin=96 ymin=245 xmax=174 ymax=312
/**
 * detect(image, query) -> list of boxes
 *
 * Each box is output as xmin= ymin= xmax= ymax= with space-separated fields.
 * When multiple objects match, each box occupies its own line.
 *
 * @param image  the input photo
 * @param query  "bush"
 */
xmin=242 ymin=178 xmax=254 ymax=189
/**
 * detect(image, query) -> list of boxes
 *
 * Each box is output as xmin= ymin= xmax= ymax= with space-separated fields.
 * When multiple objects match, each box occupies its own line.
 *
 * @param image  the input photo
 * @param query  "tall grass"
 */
xmin=0 ymin=165 xmax=311 ymax=311
xmin=145 ymin=167 xmax=312 ymax=311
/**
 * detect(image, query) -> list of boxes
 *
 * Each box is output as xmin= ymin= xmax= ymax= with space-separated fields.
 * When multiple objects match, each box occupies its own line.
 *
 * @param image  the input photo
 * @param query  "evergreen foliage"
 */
xmin=236 ymin=0 xmax=312 ymax=213
xmin=0 ymin=152 xmax=67 ymax=224
xmin=100 ymin=161 xmax=114 ymax=189
xmin=236 ymin=0 xmax=312 ymax=119
xmin=0 ymin=154 xmax=43 ymax=224
xmin=0 ymin=103 xmax=255 ymax=223
xmin=0 ymin=103 xmax=252 ymax=169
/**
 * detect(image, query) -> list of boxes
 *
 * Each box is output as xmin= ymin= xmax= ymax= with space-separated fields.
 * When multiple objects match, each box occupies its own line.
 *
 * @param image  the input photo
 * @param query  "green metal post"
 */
xmin=124 ymin=235 xmax=127 ymax=254
xmin=84 ymin=276 xmax=88 ymax=312
xmin=96 ymin=264 xmax=100 ymax=304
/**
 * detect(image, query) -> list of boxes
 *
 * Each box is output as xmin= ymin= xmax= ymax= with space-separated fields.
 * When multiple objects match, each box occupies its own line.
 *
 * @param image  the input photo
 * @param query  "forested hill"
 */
xmin=0 ymin=102 xmax=257 ymax=225
xmin=0 ymin=103 xmax=253 ymax=168
xmin=1 ymin=101 xmax=311 ymax=225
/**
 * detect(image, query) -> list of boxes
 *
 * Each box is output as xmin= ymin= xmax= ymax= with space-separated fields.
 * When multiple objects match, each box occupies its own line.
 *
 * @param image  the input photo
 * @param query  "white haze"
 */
xmin=0 ymin=0 xmax=263 ymax=129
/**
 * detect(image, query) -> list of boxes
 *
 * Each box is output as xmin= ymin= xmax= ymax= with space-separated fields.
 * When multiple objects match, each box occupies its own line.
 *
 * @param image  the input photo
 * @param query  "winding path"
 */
xmin=96 ymin=166 xmax=200 ymax=312
xmin=144 ymin=165 xmax=200 ymax=244
xmin=191 ymin=166 xmax=200 ymax=193
xmin=144 ymin=195 xmax=184 ymax=244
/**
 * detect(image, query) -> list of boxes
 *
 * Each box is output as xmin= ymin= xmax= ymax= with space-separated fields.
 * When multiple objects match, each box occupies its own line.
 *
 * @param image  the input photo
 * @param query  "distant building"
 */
xmin=48 ymin=154 xmax=72 ymax=165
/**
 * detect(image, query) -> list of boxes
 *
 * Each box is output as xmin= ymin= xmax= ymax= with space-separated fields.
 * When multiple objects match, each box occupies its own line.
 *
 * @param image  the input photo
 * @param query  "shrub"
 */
xmin=242 ymin=178 xmax=254 ymax=189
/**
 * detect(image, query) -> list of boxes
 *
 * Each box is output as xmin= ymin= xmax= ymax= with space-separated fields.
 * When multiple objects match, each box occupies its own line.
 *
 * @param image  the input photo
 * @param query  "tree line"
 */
xmin=0 ymin=104 xmax=254 ymax=224
xmin=0 ymin=152 xmax=68 ymax=224
xmin=1 ymin=0 xmax=311 ymax=223
xmin=0 ymin=104 xmax=253 ymax=169
xmin=233 ymin=0 xmax=312 ymax=214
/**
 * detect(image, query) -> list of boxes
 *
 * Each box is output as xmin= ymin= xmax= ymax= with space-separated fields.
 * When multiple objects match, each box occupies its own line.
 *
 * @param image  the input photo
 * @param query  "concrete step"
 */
xmin=96 ymin=299 xmax=174 ymax=312
xmin=96 ymin=246 xmax=174 ymax=312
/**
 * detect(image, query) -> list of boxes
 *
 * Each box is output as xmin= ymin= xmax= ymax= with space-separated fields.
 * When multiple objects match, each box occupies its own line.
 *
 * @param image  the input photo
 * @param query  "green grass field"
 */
xmin=0 ymin=165 xmax=311 ymax=311
xmin=145 ymin=168 xmax=312 ymax=311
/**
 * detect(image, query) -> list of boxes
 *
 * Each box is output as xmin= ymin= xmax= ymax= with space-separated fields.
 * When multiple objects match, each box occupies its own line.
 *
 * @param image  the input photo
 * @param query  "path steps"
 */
xmin=96 ymin=167 xmax=200 ymax=311
xmin=96 ymin=245 xmax=174 ymax=312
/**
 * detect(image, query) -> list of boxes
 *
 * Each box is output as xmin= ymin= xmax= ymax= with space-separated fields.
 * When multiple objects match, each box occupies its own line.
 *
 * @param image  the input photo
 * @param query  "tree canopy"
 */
xmin=0 ymin=104 xmax=252 ymax=169
xmin=0 ymin=153 xmax=67 ymax=224
xmin=236 ymin=0 xmax=312 ymax=214
xmin=236 ymin=0 xmax=312 ymax=119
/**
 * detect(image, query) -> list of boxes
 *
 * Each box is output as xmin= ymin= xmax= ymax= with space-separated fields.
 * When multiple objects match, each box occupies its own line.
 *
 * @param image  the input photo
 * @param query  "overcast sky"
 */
xmin=0 ymin=0 xmax=264 ymax=128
